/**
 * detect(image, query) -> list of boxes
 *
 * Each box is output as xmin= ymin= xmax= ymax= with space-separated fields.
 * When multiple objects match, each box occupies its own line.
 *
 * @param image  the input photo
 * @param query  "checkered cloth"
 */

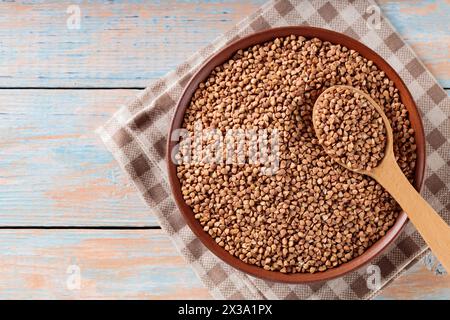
xmin=97 ymin=0 xmax=450 ymax=299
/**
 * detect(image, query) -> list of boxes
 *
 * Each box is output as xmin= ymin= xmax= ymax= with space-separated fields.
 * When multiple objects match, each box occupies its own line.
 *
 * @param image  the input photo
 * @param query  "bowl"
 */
xmin=167 ymin=26 xmax=426 ymax=283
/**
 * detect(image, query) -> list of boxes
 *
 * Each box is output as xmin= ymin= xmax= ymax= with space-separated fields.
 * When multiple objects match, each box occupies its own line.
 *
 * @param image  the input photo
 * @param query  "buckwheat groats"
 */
xmin=314 ymin=87 xmax=387 ymax=171
xmin=176 ymin=35 xmax=417 ymax=274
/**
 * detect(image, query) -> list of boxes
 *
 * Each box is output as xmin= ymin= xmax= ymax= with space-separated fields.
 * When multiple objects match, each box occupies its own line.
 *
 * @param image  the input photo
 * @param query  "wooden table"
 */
xmin=0 ymin=0 xmax=449 ymax=299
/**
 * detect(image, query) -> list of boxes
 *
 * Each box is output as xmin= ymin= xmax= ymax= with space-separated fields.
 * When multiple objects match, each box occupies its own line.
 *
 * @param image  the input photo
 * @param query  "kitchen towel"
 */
xmin=97 ymin=0 xmax=450 ymax=299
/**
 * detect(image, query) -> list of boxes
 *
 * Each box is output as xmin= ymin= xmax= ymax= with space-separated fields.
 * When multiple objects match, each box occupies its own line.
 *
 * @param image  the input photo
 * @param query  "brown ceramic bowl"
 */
xmin=167 ymin=26 xmax=426 ymax=283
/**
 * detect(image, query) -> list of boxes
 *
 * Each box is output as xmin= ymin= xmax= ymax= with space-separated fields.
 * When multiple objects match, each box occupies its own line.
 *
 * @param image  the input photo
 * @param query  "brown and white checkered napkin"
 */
xmin=97 ymin=0 xmax=450 ymax=299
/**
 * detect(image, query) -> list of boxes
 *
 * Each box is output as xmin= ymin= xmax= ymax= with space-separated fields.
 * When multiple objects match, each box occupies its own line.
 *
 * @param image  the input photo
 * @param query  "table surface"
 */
xmin=0 ymin=0 xmax=449 ymax=299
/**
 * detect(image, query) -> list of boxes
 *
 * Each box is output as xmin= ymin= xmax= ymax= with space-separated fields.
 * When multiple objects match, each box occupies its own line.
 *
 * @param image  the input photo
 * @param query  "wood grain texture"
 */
xmin=0 ymin=0 xmax=448 ymax=300
xmin=377 ymin=262 xmax=450 ymax=300
xmin=0 ymin=228 xmax=447 ymax=300
xmin=1 ymin=89 xmax=448 ymax=227
xmin=0 ymin=229 xmax=211 ymax=299
xmin=0 ymin=89 xmax=155 ymax=226
xmin=0 ymin=0 xmax=266 ymax=88
xmin=0 ymin=0 xmax=448 ymax=88
xmin=379 ymin=0 xmax=450 ymax=87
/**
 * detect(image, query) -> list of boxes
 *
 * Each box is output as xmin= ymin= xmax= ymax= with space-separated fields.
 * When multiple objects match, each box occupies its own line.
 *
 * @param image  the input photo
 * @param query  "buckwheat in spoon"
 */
xmin=313 ymin=85 xmax=450 ymax=272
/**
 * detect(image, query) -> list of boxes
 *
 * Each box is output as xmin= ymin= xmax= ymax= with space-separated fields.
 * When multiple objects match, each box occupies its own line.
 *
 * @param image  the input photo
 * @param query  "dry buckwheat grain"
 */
xmin=314 ymin=87 xmax=387 ymax=171
xmin=176 ymin=35 xmax=417 ymax=274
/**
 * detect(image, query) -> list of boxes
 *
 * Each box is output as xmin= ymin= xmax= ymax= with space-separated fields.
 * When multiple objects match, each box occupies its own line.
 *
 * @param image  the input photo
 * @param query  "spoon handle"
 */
xmin=374 ymin=160 xmax=450 ymax=273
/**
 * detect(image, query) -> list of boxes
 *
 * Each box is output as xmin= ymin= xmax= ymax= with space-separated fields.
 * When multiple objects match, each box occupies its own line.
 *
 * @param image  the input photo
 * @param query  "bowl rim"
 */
xmin=166 ymin=26 xmax=426 ymax=283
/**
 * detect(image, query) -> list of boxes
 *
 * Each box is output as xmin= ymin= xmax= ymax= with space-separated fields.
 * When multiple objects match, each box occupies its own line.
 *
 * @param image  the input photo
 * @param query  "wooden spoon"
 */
xmin=313 ymin=85 xmax=450 ymax=272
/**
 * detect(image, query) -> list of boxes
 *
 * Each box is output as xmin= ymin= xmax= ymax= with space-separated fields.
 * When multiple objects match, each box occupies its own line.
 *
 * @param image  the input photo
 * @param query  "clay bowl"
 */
xmin=167 ymin=26 xmax=426 ymax=283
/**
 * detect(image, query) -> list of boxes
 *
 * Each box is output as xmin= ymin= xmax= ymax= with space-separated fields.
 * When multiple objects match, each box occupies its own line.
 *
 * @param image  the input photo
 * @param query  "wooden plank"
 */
xmin=0 ymin=229 xmax=211 ymax=299
xmin=0 ymin=86 xmax=448 ymax=228
xmin=0 ymin=228 xmax=447 ymax=299
xmin=0 ymin=0 xmax=266 ymax=88
xmin=377 ymin=262 xmax=450 ymax=300
xmin=0 ymin=89 xmax=156 ymax=226
xmin=379 ymin=0 xmax=450 ymax=87
xmin=0 ymin=0 xmax=448 ymax=88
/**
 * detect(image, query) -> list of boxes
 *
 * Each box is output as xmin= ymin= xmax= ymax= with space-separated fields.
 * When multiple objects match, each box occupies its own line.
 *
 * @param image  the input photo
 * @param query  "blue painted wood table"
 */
xmin=0 ymin=0 xmax=449 ymax=299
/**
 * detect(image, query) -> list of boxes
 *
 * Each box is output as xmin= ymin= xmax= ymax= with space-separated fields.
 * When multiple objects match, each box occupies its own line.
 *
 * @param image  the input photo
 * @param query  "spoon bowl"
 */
xmin=313 ymin=85 xmax=450 ymax=272
xmin=312 ymin=85 xmax=395 ymax=178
